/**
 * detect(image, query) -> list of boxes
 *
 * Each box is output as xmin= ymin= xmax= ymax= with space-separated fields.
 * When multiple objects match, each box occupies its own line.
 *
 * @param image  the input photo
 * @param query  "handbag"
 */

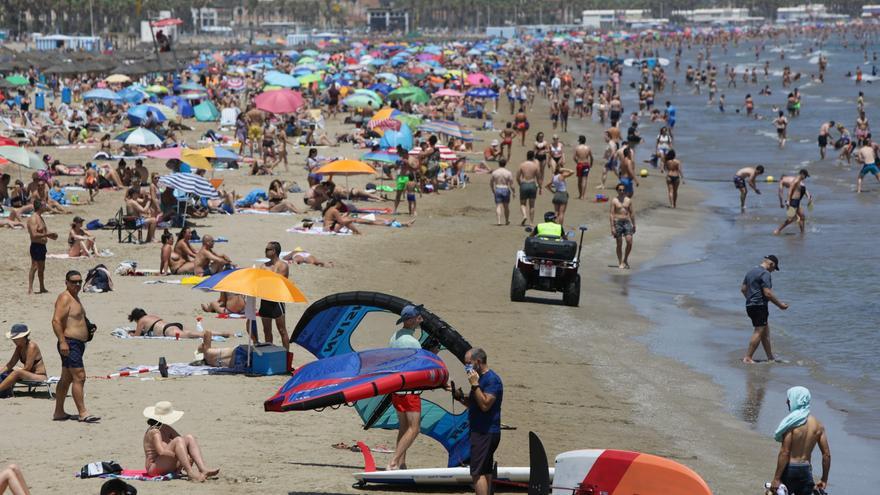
xmin=85 ymin=317 xmax=97 ymax=342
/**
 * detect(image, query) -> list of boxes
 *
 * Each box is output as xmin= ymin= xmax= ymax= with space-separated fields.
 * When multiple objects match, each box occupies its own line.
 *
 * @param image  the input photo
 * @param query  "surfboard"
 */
xmin=353 ymin=466 xmax=552 ymax=486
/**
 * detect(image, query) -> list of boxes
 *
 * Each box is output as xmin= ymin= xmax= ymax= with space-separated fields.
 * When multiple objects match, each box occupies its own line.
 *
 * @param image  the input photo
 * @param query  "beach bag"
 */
xmin=86 ymin=219 xmax=103 ymax=230
xmin=79 ymin=461 xmax=122 ymax=478
xmin=85 ymin=317 xmax=98 ymax=342
xmin=85 ymin=265 xmax=112 ymax=292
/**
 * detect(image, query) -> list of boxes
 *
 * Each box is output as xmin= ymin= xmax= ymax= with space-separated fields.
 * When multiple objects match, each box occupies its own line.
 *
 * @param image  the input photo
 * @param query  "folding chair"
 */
xmin=15 ymin=379 xmax=55 ymax=399
xmin=115 ymin=207 xmax=143 ymax=244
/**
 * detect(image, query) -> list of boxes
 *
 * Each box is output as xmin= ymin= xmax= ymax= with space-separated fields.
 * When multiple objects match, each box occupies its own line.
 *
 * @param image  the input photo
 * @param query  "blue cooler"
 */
xmin=233 ymin=344 xmax=289 ymax=376
xmin=35 ymin=93 xmax=45 ymax=111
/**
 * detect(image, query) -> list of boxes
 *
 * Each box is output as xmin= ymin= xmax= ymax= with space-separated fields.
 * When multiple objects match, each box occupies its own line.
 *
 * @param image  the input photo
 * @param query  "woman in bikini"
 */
xmin=322 ymin=198 xmax=362 ymax=235
xmin=0 ymin=324 xmax=47 ymax=397
xmin=265 ymin=179 xmax=300 ymax=213
xmin=200 ymin=292 xmax=246 ymax=314
xmin=127 ymin=308 xmax=232 ymax=339
xmin=533 ymin=132 xmax=549 ymax=192
xmin=168 ymin=227 xmax=198 ymax=274
xmin=549 ymin=135 xmax=565 ymax=169
xmin=67 ymin=216 xmax=98 ymax=258
xmin=143 ymin=402 xmax=219 ymax=482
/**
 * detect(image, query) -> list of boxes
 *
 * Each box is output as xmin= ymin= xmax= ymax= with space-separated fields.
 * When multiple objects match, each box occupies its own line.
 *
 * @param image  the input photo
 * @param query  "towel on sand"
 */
xmin=77 ymin=469 xmax=176 ymax=481
xmin=774 ymin=386 xmax=811 ymax=442
xmin=111 ymin=327 xmax=227 ymax=341
xmin=117 ymin=363 xmax=239 ymax=377
xmin=287 ymin=226 xmax=351 ymax=235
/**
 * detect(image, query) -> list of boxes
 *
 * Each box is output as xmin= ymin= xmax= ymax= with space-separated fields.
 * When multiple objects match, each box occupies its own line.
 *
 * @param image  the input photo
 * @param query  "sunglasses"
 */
xmin=67 ymin=279 xmax=83 ymax=285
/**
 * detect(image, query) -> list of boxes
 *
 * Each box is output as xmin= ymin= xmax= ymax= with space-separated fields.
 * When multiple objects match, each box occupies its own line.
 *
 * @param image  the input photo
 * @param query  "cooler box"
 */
xmin=61 ymin=88 xmax=72 ymax=104
xmin=524 ymin=236 xmax=577 ymax=261
xmin=35 ymin=93 xmax=45 ymax=111
xmin=233 ymin=344 xmax=289 ymax=376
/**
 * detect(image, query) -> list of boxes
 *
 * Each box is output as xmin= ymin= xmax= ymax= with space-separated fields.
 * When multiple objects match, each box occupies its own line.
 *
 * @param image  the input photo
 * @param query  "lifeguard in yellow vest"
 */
xmin=532 ymin=212 xmax=567 ymax=240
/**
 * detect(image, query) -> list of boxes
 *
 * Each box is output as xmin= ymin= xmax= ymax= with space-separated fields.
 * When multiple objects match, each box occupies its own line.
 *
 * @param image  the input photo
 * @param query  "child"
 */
xmin=405 ymin=173 xmax=418 ymax=216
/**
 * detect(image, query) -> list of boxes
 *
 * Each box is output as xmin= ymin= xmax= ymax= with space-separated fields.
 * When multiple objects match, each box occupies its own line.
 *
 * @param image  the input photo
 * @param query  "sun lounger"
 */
xmin=14 ymin=377 xmax=59 ymax=398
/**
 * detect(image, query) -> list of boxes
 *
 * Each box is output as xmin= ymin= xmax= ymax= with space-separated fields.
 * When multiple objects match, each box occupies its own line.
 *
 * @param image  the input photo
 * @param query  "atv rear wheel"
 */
xmin=510 ymin=267 xmax=527 ymax=302
xmin=562 ymin=274 xmax=580 ymax=307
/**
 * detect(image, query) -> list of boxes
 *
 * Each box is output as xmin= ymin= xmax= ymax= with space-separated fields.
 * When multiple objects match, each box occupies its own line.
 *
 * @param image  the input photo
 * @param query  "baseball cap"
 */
xmin=396 ymin=304 xmax=424 ymax=324
xmin=100 ymin=478 xmax=137 ymax=495
xmin=765 ymin=255 xmax=780 ymax=270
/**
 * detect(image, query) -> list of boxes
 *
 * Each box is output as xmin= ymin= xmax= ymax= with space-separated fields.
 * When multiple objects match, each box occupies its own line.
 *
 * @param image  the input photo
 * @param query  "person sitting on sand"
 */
xmin=195 ymin=330 xmax=236 ymax=367
xmin=193 ymin=235 xmax=234 ymax=276
xmin=67 ymin=216 xmax=98 ymax=258
xmin=283 ymin=247 xmax=332 ymax=267
xmin=263 ymin=179 xmax=301 ymax=213
xmin=167 ymin=227 xmax=198 ymax=274
xmin=143 ymin=401 xmax=219 ymax=482
xmin=304 ymin=180 xmax=334 ymax=211
xmin=322 ymin=198 xmax=362 ymax=235
xmin=332 ymin=185 xmax=385 ymax=202
xmin=201 ymin=292 xmax=246 ymax=314
xmin=0 ymin=205 xmax=26 ymax=229
xmin=127 ymin=308 xmax=232 ymax=339
xmin=0 ymin=463 xmax=30 ymax=495
xmin=0 ymin=324 xmax=47 ymax=398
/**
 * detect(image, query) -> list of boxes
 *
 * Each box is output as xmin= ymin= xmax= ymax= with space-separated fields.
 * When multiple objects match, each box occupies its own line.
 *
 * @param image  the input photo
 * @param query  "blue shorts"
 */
xmin=221 ymin=203 xmax=234 ymax=214
xmin=620 ymin=177 xmax=634 ymax=195
xmin=860 ymin=162 xmax=880 ymax=177
xmin=58 ymin=337 xmax=86 ymax=369
xmin=668 ymin=119 xmax=676 ymax=128
xmin=406 ymin=193 xmax=416 ymax=202
xmin=494 ymin=188 xmax=511 ymax=204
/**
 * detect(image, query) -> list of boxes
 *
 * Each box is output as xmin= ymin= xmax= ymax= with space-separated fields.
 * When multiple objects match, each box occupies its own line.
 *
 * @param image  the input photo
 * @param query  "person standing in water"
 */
xmin=774 ymin=169 xmax=812 ymax=235
xmin=734 ymin=165 xmax=765 ymax=212
xmin=661 ymin=149 xmax=684 ymax=208
xmin=741 ymin=255 xmax=788 ymax=364
xmin=769 ymin=386 xmax=831 ymax=495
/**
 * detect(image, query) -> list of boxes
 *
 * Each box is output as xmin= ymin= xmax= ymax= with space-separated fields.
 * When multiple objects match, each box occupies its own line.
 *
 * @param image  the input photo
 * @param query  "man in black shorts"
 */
xmin=26 ymin=199 xmax=57 ymax=294
xmin=741 ymin=255 xmax=788 ymax=364
xmin=449 ymin=348 xmax=503 ymax=495
xmin=260 ymin=241 xmax=290 ymax=352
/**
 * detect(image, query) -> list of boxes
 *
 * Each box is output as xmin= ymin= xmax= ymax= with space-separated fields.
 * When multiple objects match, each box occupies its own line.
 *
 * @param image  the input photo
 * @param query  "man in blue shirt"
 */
xmin=451 ymin=348 xmax=503 ymax=495
xmin=665 ymin=101 xmax=676 ymax=135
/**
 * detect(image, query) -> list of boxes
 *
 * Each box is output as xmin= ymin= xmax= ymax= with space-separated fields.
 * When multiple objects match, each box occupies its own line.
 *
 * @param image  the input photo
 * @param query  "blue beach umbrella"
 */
xmin=265 ymin=71 xmax=301 ymax=88
xmin=127 ymin=105 xmax=167 ymax=125
xmin=379 ymin=123 xmax=413 ymax=150
xmin=83 ymin=89 xmax=122 ymax=101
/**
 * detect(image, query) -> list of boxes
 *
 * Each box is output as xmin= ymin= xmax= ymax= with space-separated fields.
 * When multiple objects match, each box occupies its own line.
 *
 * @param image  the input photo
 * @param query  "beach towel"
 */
xmin=143 ymin=275 xmax=206 ymax=285
xmin=189 ymin=237 xmax=228 ymax=243
xmin=216 ymin=313 xmax=246 ymax=319
xmin=287 ymin=226 xmax=351 ymax=235
xmin=111 ymin=327 xmax=227 ymax=341
xmin=774 ymin=386 xmax=811 ymax=442
xmin=235 ymin=189 xmax=268 ymax=208
xmin=46 ymin=251 xmax=113 ymax=260
xmin=239 ymin=209 xmax=295 ymax=216
xmin=116 ymin=363 xmax=239 ymax=377
xmin=77 ymin=469 xmax=176 ymax=482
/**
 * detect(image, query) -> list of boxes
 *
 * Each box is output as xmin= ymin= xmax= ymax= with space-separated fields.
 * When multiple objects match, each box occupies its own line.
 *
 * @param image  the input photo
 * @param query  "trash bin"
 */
xmin=35 ymin=93 xmax=45 ymax=111
xmin=61 ymin=87 xmax=72 ymax=104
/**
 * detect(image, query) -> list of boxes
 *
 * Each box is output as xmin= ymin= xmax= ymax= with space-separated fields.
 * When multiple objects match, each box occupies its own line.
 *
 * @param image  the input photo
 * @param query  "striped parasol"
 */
xmin=223 ymin=77 xmax=246 ymax=91
xmin=157 ymin=173 xmax=219 ymax=198
xmin=408 ymin=145 xmax=458 ymax=162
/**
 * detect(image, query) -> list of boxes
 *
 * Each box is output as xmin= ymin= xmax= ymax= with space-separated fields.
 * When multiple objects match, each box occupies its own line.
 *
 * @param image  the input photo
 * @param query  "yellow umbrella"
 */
xmin=151 ymin=103 xmax=179 ymax=120
xmin=314 ymin=159 xmax=377 ymax=176
xmin=181 ymin=150 xmax=212 ymax=170
xmin=196 ymin=268 xmax=307 ymax=303
xmin=105 ymin=74 xmax=131 ymax=83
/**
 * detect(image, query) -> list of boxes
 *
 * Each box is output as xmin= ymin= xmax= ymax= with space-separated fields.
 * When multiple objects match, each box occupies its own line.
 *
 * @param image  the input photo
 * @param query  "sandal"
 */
xmin=78 ymin=415 xmax=101 ymax=423
xmin=52 ymin=413 xmax=77 ymax=421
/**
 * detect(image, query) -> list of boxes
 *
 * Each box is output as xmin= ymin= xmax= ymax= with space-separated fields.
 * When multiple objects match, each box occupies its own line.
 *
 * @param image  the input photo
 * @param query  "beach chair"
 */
xmin=14 ymin=379 xmax=55 ymax=399
xmin=115 ymin=207 xmax=143 ymax=244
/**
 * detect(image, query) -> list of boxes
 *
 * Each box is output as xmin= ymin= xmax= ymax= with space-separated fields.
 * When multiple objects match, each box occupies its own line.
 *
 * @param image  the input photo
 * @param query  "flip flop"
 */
xmin=52 ymin=413 xmax=76 ymax=421
xmin=78 ymin=415 xmax=101 ymax=423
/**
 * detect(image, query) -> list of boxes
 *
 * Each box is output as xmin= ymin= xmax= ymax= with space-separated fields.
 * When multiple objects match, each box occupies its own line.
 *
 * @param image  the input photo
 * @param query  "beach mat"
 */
xmin=111 ymin=327 xmax=227 ymax=341
xmin=287 ymin=226 xmax=351 ymax=235
xmin=115 ymin=363 xmax=239 ymax=377
xmin=77 ymin=469 xmax=176 ymax=482
xmin=239 ymin=209 xmax=296 ymax=216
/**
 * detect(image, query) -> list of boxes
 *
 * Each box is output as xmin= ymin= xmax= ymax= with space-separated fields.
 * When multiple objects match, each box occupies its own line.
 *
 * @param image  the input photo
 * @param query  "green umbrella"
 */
xmin=342 ymin=94 xmax=379 ymax=109
xmin=4 ymin=74 xmax=28 ymax=86
xmin=388 ymin=87 xmax=429 ymax=104
xmin=353 ymin=89 xmax=383 ymax=105
xmin=297 ymin=73 xmax=322 ymax=85
xmin=0 ymin=146 xmax=46 ymax=169
xmin=394 ymin=113 xmax=423 ymax=129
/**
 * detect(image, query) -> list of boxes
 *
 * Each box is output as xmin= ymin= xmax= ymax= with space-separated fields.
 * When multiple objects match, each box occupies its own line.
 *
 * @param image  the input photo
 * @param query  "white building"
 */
xmin=863 ymin=5 xmax=880 ymax=17
xmin=581 ymin=9 xmax=651 ymax=29
xmin=776 ymin=4 xmax=848 ymax=23
xmin=33 ymin=34 xmax=101 ymax=51
xmin=672 ymin=8 xmax=762 ymax=24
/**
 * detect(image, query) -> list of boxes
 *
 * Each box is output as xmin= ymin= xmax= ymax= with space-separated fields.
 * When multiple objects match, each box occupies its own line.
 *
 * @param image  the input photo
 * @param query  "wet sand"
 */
xmin=0 ymin=94 xmax=774 ymax=493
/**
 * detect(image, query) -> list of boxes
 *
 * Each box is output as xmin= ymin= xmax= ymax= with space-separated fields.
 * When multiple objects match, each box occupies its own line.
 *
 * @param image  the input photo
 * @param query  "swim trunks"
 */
xmin=613 ymin=219 xmax=634 ymax=238
xmin=494 ymin=188 xmax=511 ymax=204
xmin=780 ymin=462 xmax=815 ymax=495
xmin=469 ymin=432 xmax=501 ymax=477
xmin=620 ymin=177 xmax=634 ymax=195
xmin=391 ymin=394 xmax=421 ymax=413
xmin=609 ymin=110 xmax=621 ymax=122
xmin=666 ymin=175 xmax=680 ymax=185
xmin=746 ymin=304 xmax=769 ymax=327
xmin=396 ymin=175 xmax=410 ymax=192
xmin=29 ymin=242 xmax=47 ymax=262
xmin=859 ymin=162 xmax=880 ymax=177
xmin=259 ymin=299 xmax=285 ymax=319
xmin=406 ymin=193 xmax=416 ymax=203
xmin=604 ymin=158 xmax=618 ymax=172
xmin=817 ymin=135 xmax=828 ymax=148
xmin=576 ymin=162 xmax=591 ymax=177
xmin=58 ymin=338 xmax=86 ymax=369
xmin=519 ymin=182 xmax=537 ymax=200
xmin=733 ymin=176 xmax=746 ymax=189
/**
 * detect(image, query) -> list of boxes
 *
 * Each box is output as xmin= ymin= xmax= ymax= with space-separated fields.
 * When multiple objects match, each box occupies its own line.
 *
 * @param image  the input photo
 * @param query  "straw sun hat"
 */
xmin=143 ymin=401 xmax=184 ymax=425
xmin=6 ymin=324 xmax=30 ymax=340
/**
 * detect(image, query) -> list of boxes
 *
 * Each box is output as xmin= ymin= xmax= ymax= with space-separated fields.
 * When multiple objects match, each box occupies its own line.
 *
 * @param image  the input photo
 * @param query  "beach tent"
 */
xmin=379 ymin=123 xmax=413 ymax=150
xmin=162 ymin=96 xmax=194 ymax=119
xmin=194 ymin=101 xmax=220 ymax=122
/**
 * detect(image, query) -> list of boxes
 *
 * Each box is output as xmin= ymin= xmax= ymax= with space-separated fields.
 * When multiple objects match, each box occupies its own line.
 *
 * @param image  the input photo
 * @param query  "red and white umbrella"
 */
xmin=409 ymin=145 xmax=458 ymax=162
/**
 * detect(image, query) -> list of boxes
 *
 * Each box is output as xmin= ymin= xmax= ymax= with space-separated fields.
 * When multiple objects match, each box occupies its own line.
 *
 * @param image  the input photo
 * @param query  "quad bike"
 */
xmin=510 ymin=225 xmax=587 ymax=306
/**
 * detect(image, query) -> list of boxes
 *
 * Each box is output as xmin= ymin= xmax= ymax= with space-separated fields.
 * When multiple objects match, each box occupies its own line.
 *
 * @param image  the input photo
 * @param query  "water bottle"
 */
xmin=195 ymin=317 xmax=204 ymax=341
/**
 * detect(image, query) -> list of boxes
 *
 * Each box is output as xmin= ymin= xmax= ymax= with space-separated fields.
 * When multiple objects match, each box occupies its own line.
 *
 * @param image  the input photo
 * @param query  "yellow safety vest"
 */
xmin=535 ymin=222 xmax=562 ymax=237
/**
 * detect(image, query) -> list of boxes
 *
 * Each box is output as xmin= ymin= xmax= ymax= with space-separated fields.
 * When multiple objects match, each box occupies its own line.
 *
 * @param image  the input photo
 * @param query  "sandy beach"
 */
xmin=0 ymin=76 xmax=786 ymax=495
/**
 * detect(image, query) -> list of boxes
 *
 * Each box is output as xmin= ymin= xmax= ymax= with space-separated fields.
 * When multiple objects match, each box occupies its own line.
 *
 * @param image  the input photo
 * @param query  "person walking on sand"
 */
xmin=734 ymin=165 xmax=765 ymax=212
xmin=610 ymin=183 xmax=636 ymax=269
xmin=387 ymin=305 xmax=425 ymax=470
xmin=52 ymin=270 xmax=99 ymax=423
xmin=26 ymin=199 xmax=57 ymax=294
xmin=143 ymin=401 xmax=219 ymax=482
xmin=516 ymin=151 xmax=540 ymax=227
xmin=774 ymin=169 xmax=812 ymax=235
xmin=574 ymin=135 xmax=593 ymax=200
xmin=661 ymin=149 xmax=684 ymax=208
xmin=769 ymin=386 xmax=831 ymax=495
xmin=489 ymin=158 xmax=515 ymax=226
xmin=741 ymin=255 xmax=788 ymax=364
xmin=260 ymin=241 xmax=290 ymax=351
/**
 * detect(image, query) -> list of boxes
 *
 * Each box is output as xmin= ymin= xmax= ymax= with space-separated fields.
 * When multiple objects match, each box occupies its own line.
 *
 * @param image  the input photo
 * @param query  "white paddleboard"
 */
xmin=353 ymin=466 xmax=554 ymax=486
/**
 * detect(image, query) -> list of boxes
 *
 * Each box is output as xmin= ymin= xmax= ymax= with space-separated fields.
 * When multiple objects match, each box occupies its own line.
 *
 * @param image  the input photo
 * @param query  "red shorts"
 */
xmin=391 ymin=394 xmax=421 ymax=413
xmin=576 ymin=162 xmax=591 ymax=177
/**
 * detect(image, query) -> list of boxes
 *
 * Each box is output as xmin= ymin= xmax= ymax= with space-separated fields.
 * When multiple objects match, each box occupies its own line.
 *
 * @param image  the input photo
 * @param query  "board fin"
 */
xmin=357 ymin=442 xmax=377 ymax=472
xmin=528 ymin=432 xmax=550 ymax=495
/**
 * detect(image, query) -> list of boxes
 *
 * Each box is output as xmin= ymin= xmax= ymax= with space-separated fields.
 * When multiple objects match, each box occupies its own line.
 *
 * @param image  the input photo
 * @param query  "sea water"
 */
xmin=613 ymin=34 xmax=880 ymax=492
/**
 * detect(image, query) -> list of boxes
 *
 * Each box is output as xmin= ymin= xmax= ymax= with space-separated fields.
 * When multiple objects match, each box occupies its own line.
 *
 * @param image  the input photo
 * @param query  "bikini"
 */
xmin=145 ymin=320 xmax=184 ymax=337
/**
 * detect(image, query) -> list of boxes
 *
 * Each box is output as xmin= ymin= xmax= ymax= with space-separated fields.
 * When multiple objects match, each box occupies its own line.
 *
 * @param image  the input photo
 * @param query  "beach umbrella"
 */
xmin=179 ymin=92 xmax=207 ymax=101
xmin=265 ymin=71 xmax=301 ymax=88
xmin=342 ymin=94 xmax=379 ymax=110
xmin=368 ymin=82 xmax=393 ymax=95
xmin=181 ymin=150 xmax=212 ymax=170
xmin=388 ymin=86 xmax=429 ymax=104
xmin=194 ymin=267 xmax=306 ymax=304
xmin=419 ymin=120 xmax=472 ymax=140
xmin=191 ymin=146 xmax=240 ymax=161
xmin=466 ymin=73 xmax=492 ymax=86
xmin=375 ymin=72 xmax=398 ymax=84
xmin=104 ymin=74 xmax=131 ymax=83
xmin=223 ymin=78 xmax=246 ymax=91
xmin=0 ymin=137 xmax=19 ymax=147
xmin=4 ymin=75 xmax=28 ymax=86
xmin=0 ymin=146 xmax=44 ymax=169
xmin=127 ymin=104 xmax=167 ymax=125
xmin=193 ymin=101 xmax=220 ymax=122
xmin=255 ymin=89 xmax=304 ymax=114
xmin=117 ymin=87 xmax=148 ymax=104
xmin=368 ymin=107 xmax=402 ymax=132
xmin=466 ymin=87 xmax=498 ymax=99
xmin=178 ymin=82 xmax=206 ymax=91
xmin=409 ymin=145 xmax=458 ymax=162
xmin=434 ymin=88 xmax=463 ymax=98
xmin=360 ymin=150 xmax=400 ymax=164
xmin=314 ymin=160 xmax=377 ymax=176
xmin=162 ymin=95 xmax=195 ymax=118
xmin=297 ymin=73 xmax=322 ymax=85
xmin=144 ymin=147 xmax=186 ymax=159
xmin=115 ymin=127 xmax=162 ymax=147
xmin=379 ymin=123 xmax=413 ymax=150
xmin=145 ymin=84 xmax=169 ymax=94
xmin=158 ymin=172 xmax=218 ymax=198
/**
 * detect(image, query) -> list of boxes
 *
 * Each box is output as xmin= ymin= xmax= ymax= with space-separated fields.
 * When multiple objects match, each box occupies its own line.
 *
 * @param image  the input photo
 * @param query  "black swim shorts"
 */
xmin=29 ymin=242 xmax=47 ymax=262
xmin=469 ymin=432 xmax=501 ymax=477
xmin=520 ymin=182 xmax=537 ymax=200
xmin=746 ymin=304 xmax=769 ymax=327
xmin=259 ymin=299 xmax=286 ymax=319
xmin=58 ymin=338 xmax=86 ymax=369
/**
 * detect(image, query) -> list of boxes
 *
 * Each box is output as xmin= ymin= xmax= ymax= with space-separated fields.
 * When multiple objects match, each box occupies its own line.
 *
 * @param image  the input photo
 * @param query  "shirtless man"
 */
xmin=499 ymin=123 xmax=515 ymax=161
xmin=193 ymin=236 xmax=232 ymax=276
xmin=196 ymin=330 xmax=235 ymax=368
xmin=489 ymin=158 xmax=515 ymax=226
xmin=27 ymin=200 xmax=57 ymax=294
xmin=201 ymin=292 xmax=246 ymax=314
xmin=817 ymin=121 xmax=834 ymax=160
xmin=774 ymin=169 xmax=811 ymax=235
xmin=260 ymin=241 xmax=290 ymax=350
xmin=661 ymin=149 xmax=684 ymax=208
xmin=770 ymin=386 xmax=831 ymax=495
xmin=573 ymin=135 xmax=593 ymax=200
xmin=856 ymin=135 xmax=880 ymax=193
xmin=734 ymin=165 xmax=765 ymax=212
xmin=617 ymin=146 xmax=638 ymax=198
xmin=610 ymin=183 xmax=636 ymax=269
xmin=52 ymin=270 xmax=99 ymax=423
xmin=599 ymin=130 xmax=619 ymax=190
xmin=516 ymin=151 xmax=540 ymax=227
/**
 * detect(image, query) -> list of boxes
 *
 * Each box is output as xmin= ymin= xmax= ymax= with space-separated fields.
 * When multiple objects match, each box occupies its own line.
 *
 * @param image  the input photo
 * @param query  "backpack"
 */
xmin=85 ymin=265 xmax=112 ymax=292
xmin=79 ymin=461 xmax=122 ymax=478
